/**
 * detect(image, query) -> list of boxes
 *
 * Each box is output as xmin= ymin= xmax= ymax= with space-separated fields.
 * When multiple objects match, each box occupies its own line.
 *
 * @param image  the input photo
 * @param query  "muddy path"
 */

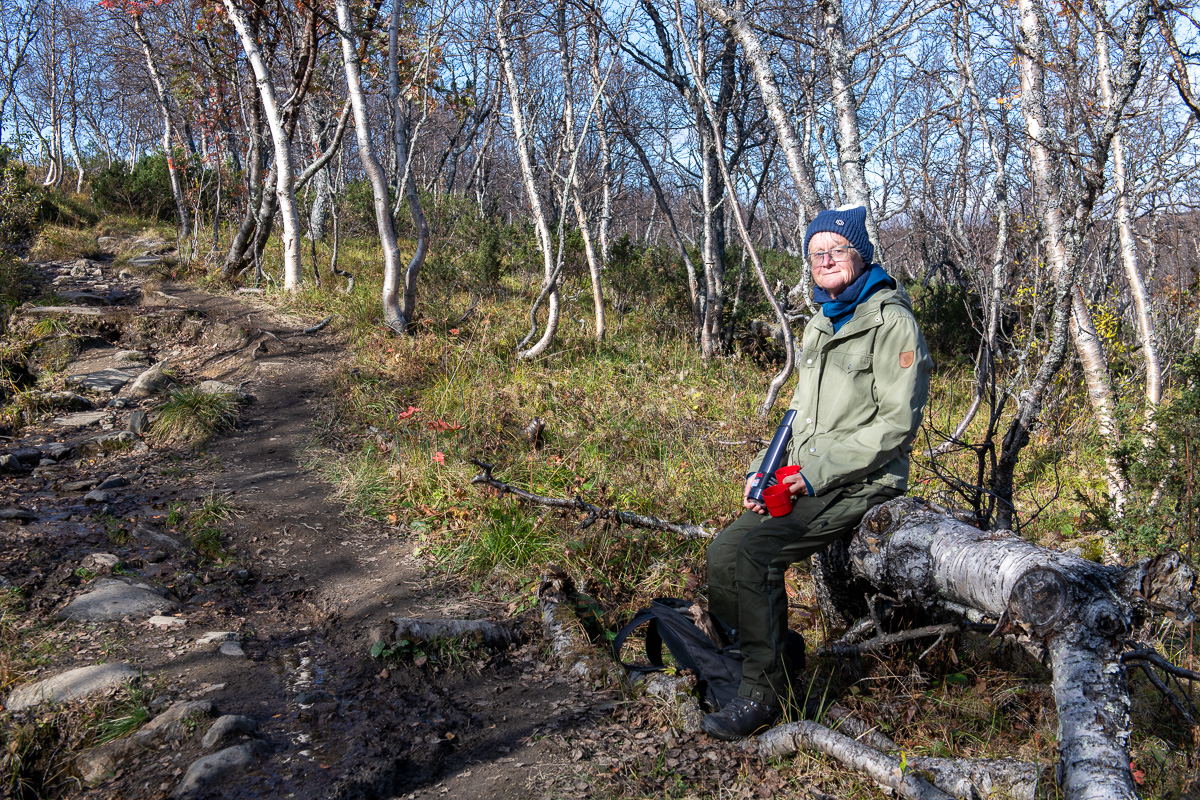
xmin=0 ymin=242 xmax=647 ymax=800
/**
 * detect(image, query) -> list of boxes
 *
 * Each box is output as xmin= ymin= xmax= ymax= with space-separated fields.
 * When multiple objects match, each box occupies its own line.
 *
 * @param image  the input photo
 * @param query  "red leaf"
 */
xmin=398 ymin=405 xmax=420 ymax=419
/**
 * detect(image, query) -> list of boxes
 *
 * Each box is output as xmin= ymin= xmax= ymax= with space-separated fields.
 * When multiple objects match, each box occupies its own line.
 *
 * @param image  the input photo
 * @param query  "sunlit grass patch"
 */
xmin=150 ymin=386 xmax=238 ymax=445
xmin=29 ymin=224 xmax=103 ymax=262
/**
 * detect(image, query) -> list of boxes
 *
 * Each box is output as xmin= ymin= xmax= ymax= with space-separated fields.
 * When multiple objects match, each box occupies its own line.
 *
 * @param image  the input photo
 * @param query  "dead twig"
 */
xmin=1133 ymin=661 xmax=1200 ymax=727
xmin=1122 ymin=647 xmax=1200 ymax=682
xmin=818 ymin=623 xmax=962 ymax=658
xmin=469 ymin=459 xmax=712 ymax=540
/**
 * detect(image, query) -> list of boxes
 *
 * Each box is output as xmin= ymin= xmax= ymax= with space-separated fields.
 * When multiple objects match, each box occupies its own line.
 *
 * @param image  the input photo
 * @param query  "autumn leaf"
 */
xmin=398 ymin=405 xmax=420 ymax=419
xmin=1130 ymin=762 xmax=1145 ymax=785
xmin=432 ymin=451 xmax=445 ymax=464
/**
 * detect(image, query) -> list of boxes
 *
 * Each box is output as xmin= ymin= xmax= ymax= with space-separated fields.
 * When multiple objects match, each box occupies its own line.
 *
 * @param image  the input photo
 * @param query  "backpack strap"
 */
xmin=612 ymin=609 xmax=665 ymax=672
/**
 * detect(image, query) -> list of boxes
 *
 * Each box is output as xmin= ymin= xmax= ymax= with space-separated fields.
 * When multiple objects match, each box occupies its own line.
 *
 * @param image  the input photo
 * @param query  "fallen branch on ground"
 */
xmin=758 ymin=720 xmax=1041 ymax=800
xmin=470 ymin=459 xmax=712 ymax=540
xmin=758 ymin=720 xmax=955 ymax=800
xmin=389 ymin=617 xmax=522 ymax=648
xmin=297 ymin=315 xmax=333 ymax=336
xmin=818 ymin=622 xmax=963 ymax=659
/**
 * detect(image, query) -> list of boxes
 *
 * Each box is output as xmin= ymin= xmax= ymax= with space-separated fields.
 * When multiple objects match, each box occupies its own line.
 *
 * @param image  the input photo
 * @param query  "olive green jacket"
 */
xmin=749 ymin=284 xmax=933 ymax=496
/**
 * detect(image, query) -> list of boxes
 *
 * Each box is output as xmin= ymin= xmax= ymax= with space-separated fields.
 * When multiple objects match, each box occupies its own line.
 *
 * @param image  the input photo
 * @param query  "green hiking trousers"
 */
xmin=706 ymin=481 xmax=900 ymax=706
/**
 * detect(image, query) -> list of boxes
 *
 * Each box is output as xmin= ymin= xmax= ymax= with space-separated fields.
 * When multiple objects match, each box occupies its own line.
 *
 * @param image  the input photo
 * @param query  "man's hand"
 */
xmin=743 ymin=475 xmax=767 ymax=514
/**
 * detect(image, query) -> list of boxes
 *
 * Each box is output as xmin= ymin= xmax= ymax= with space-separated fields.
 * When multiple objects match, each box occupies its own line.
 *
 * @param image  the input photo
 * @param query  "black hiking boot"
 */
xmin=700 ymin=697 xmax=781 ymax=741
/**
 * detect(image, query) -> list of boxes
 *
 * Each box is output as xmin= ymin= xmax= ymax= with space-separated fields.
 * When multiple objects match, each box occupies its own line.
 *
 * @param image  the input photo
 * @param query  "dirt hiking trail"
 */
xmin=1 ymin=237 xmax=787 ymax=800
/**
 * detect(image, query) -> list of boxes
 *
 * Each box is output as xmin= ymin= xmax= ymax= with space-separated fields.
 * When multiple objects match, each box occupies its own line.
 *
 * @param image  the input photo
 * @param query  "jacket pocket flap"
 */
xmin=830 ymin=353 xmax=872 ymax=373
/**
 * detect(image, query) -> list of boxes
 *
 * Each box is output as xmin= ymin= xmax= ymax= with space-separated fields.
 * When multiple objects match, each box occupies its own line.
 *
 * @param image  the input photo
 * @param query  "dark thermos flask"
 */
xmin=747 ymin=409 xmax=798 ymax=503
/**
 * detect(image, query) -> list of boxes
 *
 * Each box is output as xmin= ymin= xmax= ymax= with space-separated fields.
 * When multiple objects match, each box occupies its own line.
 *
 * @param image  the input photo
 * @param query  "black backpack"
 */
xmin=612 ymin=598 xmax=805 ymax=711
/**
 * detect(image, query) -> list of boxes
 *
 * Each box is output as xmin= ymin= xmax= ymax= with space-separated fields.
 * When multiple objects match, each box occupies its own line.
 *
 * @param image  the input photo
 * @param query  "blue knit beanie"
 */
xmin=804 ymin=205 xmax=873 ymax=264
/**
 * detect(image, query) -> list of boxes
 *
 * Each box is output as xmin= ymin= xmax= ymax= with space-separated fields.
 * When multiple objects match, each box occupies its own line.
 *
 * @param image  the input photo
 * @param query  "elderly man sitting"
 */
xmin=702 ymin=206 xmax=933 ymax=740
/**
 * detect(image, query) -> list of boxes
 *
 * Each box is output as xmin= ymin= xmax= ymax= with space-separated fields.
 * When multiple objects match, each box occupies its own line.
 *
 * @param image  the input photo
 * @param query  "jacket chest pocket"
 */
xmin=822 ymin=351 xmax=875 ymax=406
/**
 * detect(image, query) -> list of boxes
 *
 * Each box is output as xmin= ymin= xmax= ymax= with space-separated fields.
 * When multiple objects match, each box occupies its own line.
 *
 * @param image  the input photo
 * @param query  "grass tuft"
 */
xmin=150 ymin=387 xmax=238 ymax=445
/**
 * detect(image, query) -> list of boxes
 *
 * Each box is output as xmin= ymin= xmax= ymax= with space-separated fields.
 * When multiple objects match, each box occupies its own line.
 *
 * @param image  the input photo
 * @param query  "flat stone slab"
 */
xmin=53 ymin=411 xmax=109 ymax=427
xmin=39 ymin=442 xmax=74 ymax=462
xmin=6 ymin=663 xmax=138 ymax=711
xmin=218 ymin=642 xmax=245 ymax=658
xmin=55 ymin=291 xmax=112 ymax=306
xmin=197 ymin=631 xmax=237 ymax=646
xmin=148 ymin=616 xmax=187 ymax=629
xmin=173 ymin=744 xmax=260 ymax=798
xmin=59 ymin=578 xmax=180 ymax=622
xmin=126 ymin=255 xmax=163 ymax=268
xmin=66 ymin=369 xmax=141 ymax=394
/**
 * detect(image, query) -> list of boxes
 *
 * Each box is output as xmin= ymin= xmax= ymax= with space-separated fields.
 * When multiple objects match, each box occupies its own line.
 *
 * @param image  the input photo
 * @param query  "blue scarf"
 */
xmin=814 ymin=265 xmax=895 ymax=333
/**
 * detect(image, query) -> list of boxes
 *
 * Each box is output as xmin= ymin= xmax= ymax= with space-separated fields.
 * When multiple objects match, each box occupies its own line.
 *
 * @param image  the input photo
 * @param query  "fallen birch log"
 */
xmin=538 ymin=571 xmax=611 ymax=685
xmin=842 ymin=497 xmax=1195 ymax=800
xmin=389 ymin=617 xmax=521 ymax=648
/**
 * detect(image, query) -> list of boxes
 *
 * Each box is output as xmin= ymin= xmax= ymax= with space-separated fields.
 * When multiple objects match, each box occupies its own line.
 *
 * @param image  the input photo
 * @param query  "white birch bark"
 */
xmin=557 ymin=0 xmax=605 ymax=341
xmin=496 ymin=0 xmax=560 ymax=360
xmin=1095 ymin=13 xmax=1161 ymax=426
xmin=220 ymin=0 xmax=303 ymax=289
xmin=821 ymin=0 xmax=881 ymax=252
xmin=675 ymin=23 xmax=794 ymax=416
xmin=586 ymin=19 xmax=613 ymax=266
xmin=130 ymin=14 xmax=189 ymax=241
xmin=388 ymin=6 xmax=429 ymax=329
xmin=335 ymin=0 xmax=407 ymax=332
xmin=846 ymin=498 xmax=1164 ymax=800
xmin=1017 ymin=0 xmax=1127 ymax=513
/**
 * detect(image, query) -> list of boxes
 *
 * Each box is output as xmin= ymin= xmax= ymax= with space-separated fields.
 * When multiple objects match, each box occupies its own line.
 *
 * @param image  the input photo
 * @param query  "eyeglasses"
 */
xmin=808 ymin=246 xmax=856 ymax=265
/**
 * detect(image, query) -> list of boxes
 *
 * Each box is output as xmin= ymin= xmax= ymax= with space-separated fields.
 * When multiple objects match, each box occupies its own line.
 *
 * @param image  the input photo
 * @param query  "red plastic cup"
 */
xmin=775 ymin=465 xmax=801 ymax=483
xmin=762 ymin=484 xmax=793 ymax=517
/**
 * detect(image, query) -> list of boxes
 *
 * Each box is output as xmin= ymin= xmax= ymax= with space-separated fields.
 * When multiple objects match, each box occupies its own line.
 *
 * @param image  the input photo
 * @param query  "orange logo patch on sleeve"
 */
xmin=899 ymin=350 xmax=914 ymax=369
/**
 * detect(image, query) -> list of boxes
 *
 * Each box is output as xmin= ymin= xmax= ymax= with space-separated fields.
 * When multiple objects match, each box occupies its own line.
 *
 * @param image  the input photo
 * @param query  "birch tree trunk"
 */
xmin=304 ymin=95 xmax=335 ymax=242
xmin=496 ymin=0 xmax=560 ymax=360
xmin=336 ymin=0 xmax=407 ymax=332
xmin=1095 ymin=13 xmax=1161 ymax=428
xmin=1014 ymin=0 xmax=1130 ymax=517
xmin=130 ymin=14 xmax=189 ymax=241
xmin=820 ymin=0 xmax=880 ymax=252
xmin=586 ymin=18 xmax=613 ymax=266
xmin=557 ymin=0 xmax=605 ymax=341
xmin=388 ymin=6 xmax=428 ymax=329
xmin=219 ymin=0 xmax=303 ymax=289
